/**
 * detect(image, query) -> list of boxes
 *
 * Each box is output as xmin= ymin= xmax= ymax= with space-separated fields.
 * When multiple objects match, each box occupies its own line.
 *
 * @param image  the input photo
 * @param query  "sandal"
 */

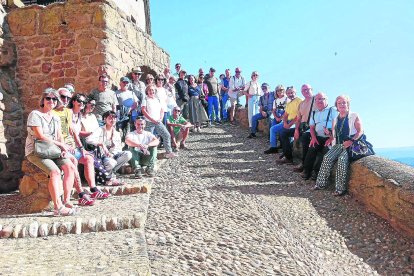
xmin=333 ymin=191 xmax=346 ymax=196
xmin=106 ymin=179 xmax=124 ymax=186
xmin=54 ymin=206 xmax=77 ymax=216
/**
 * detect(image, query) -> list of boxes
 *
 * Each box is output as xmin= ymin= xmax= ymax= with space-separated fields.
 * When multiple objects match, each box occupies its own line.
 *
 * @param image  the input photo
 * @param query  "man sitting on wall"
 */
xmin=301 ymin=92 xmax=337 ymax=180
xmin=167 ymin=106 xmax=192 ymax=151
xmin=125 ymin=117 xmax=160 ymax=179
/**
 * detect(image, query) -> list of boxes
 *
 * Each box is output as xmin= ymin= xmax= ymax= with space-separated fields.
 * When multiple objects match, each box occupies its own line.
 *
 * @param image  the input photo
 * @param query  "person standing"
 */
xmin=205 ymin=67 xmax=221 ymax=125
xmin=228 ymin=67 xmax=246 ymax=124
xmin=220 ymin=69 xmax=231 ymax=122
xmin=129 ymin=67 xmax=146 ymax=116
xmin=174 ymin=69 xmax=190 ymax=119
xmin=243 ymin=71 xmax=262 ymax=130
xmin=90 ymin=75 xmax=117 ymax=125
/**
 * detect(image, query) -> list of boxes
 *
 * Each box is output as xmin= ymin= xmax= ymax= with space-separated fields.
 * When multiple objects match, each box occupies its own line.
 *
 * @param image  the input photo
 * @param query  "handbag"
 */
xmin=347 ymin=134 xmax=375 ymax=162
xmin=34 ymin=140 xmax=61 ymax=159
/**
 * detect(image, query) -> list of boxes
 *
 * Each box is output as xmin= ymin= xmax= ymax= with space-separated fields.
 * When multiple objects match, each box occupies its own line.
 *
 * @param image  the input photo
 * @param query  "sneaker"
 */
xmin=78 ymin=194 xmax=95 ymax=206
xmin=215 ymin=120 xmax=222 ymax=125
xmin=134 ymin=168 xmax=143 ymax=179
xmin=90 ymin=190 xmax=110 ymax=200
xmin=208 ymin=122 xmax=212 ymax=127
xmin=247 ymin=133 xmax=257 ymax=139
xmin=146 ymin=167 xmax=155 ymax=177
xmin=165 ymin=152 xmax=178 ymax=159
xmin=264 ymin=147 xmax=278 ymax=154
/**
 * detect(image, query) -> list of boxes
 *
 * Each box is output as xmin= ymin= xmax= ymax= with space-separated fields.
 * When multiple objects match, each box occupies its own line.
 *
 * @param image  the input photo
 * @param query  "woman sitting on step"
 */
xmin=25 ymin=88 xmax=76 ymax=216
xmin=86 ymin=111 xmax=132 ymax=185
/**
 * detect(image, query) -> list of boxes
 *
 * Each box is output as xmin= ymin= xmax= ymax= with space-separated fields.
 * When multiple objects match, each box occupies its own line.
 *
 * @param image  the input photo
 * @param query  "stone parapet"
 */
xmin=349 ymin=156 xmax=414 ymax=237
xmin=235 ymin=110 xmax=414 ymax=238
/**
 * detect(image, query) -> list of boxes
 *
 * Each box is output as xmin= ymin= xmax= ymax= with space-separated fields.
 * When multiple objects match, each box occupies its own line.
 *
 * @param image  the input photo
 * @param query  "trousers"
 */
xmin=315 ymin=144 xmax=350 ymax=193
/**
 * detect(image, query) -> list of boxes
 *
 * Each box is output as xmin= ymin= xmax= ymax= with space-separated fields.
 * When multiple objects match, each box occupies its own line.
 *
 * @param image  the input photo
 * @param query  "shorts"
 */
xmin=230 ymin=97 xmax=238 ymax=105
xmin=175 ymin=130 xmax=184 ymax=143
xmin=26 ymin=153 xmax=72 ymax=176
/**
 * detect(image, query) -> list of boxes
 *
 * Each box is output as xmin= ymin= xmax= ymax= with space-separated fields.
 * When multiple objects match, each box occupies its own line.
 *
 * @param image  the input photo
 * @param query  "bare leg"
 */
xmin=60 ymin=163 xmax=75 ymax=205
xmin=49 ymin=170 xmax=63 ymax=210
xmin=79 ymin=154 xmax=96 ymax=189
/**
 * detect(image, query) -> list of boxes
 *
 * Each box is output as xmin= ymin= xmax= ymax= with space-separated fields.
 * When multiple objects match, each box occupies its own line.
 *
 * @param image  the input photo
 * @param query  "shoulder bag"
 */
xmin=347 ymin=134 xmax=375 ymax=162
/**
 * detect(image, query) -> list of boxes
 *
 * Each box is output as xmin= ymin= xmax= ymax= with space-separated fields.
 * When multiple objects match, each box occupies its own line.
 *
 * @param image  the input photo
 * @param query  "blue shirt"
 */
xmin=221 ymin=77 xmax=230 ymax=95
xmin=188 ymin=85 xmax=201 ymax=97
xmin=335 ymin=115 xmax=350 ymax=144
xmin=259 ymin=92 xmax=275 ymax=113
xmin=310 ymin=106 xmax=338 ymax=137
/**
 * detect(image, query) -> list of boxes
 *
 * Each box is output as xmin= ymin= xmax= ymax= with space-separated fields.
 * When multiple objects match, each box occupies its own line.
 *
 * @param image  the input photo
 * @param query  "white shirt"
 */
xmin=125 ymin=130 xmax=156 ymax=146
xmin=228 ymin=75 xmax=246 ymax=99
xmin=142 ymin=97 xmax=162 ymax=121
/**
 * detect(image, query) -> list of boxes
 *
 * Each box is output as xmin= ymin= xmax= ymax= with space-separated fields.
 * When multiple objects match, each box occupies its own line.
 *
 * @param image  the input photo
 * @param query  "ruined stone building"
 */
xmin=0 ymin=0 xmax=169 ymax=192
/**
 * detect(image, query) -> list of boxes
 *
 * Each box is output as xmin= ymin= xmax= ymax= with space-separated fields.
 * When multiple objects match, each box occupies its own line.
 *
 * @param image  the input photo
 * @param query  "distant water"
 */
xmin=375 ymin=147 xmax=414 ymax=168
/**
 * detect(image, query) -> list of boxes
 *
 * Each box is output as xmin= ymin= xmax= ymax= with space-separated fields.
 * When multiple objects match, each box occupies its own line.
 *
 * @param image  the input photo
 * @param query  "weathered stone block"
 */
xmin=88 ymin=53 xmax=105 ymax=66
xmin=79 ymin=38 xmax=97 ymax=50
xmin=39 ymin=5 xmax=64 ymax=34
xmin=65 ymin=68 xmax=77 ymax=77
xmin=7 ymin=8 xmax=38 ymax=36
xmin=19 ymin=175 xmax=38 ymax=196
xmin=0 ymin=38 xmax=16 ymax=66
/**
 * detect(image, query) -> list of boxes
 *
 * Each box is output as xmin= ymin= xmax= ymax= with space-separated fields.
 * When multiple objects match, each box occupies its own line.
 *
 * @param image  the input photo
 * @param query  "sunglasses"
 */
xmin=132 ymin=72 xmax=141 ymax=75
xmin=252 ymin=74 xmax=258 ymax=77
xmin=76 ymin=98 xmax=86 ymax=104
xmin=60 ymin=95 xmax=71 ymax=101
xmin=88 ymin=103 xmax=96 ymax=107
xmin=45 ymin=97 xmax=58 ymax=102
xmin=174 ymin=109 xmax=181 ymax=112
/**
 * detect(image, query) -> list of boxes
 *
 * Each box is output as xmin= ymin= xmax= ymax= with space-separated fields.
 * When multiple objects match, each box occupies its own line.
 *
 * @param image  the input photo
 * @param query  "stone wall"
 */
xmin=0 ymin=0 xmax=169 ymax=192
xmin=235 ymin=110 xmax=414 ymax=238
xmin=349 ymin=157 xmax=414 ymax=237
xmin=0 ymin=4 xmax=25 ymax=192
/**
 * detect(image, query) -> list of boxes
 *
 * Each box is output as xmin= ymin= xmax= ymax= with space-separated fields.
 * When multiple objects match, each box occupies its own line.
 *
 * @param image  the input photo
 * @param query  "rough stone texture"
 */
xmin=349 ymin=156 xmax=414 ymax=237
xmin=145 ymin=125 xmax=414 ymax=275
xmin=0 ymin=4 xmax=24 ymax=192
xmin=0 ymin=0 xmax=168 ymax=193
xmin=236 ymin=109 xmax=414 ymax=238
xmin=19 ymin=160 xmax=153 ymax=213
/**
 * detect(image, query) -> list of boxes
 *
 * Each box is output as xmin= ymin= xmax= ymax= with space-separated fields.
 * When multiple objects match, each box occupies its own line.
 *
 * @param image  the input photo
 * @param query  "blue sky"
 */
xmin=151 ymin=0 xmax=414 ymax=148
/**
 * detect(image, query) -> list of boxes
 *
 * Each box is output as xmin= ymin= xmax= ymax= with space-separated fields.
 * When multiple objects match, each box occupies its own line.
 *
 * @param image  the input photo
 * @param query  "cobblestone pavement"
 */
xmin=0 ymin=124 xmax=413 ymax=275
xmin=146 ymin=124 xmax=414 ymax=275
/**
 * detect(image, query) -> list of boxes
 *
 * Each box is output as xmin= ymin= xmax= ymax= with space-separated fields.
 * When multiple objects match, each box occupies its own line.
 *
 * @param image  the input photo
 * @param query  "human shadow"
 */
xmin=209 ymin=182 xmax=414 ymax=275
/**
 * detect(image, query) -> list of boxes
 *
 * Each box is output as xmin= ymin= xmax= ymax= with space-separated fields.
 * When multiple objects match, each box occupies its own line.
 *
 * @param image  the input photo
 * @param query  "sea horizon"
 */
xmin=375 ymin=146 xmax=414 ymax=168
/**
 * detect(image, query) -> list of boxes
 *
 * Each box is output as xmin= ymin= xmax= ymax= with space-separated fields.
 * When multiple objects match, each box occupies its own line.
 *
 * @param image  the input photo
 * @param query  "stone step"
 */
xmin=71 ymin=179 xmax=152 ymax=199
xmin=0 ymin=188 xmax=150 ymax=239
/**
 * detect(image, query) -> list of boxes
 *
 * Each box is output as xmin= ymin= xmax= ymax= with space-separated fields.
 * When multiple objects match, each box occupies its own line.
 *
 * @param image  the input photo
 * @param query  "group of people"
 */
xmin=240 ymin=81 xmax=367 ymax=197
xmin=25 ymin=66 xmax=195 ymax=216
xmin=25 ymin=63 xmax=369 ymax=216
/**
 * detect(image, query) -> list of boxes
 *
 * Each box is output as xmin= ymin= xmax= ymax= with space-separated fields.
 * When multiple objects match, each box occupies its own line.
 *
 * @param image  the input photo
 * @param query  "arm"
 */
xmin=309 ymin=125 xmax=319 ymax=147
xmin=125 ymin=134 xmax=159 ymax=149
xmin=141 ymin=106 xmax=159 ymax=124
xmin=343 ymin=115 xmax=363 ymax=148
xmin=294 ymin=113 xmax=303 ymax=140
